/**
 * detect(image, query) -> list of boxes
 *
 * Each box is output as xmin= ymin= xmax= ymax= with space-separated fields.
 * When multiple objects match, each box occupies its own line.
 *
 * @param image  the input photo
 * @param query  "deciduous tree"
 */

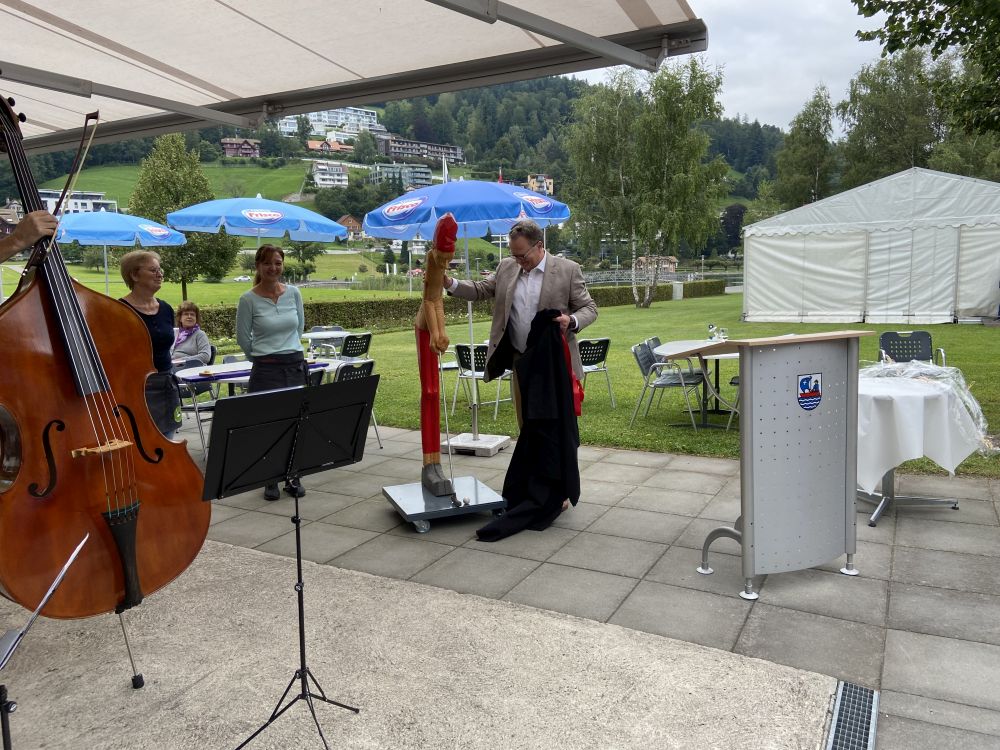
xmin=775 ymin=86 xmax=837 ymax=206
xmin=128 ymin=134 xmax=241 ymax=299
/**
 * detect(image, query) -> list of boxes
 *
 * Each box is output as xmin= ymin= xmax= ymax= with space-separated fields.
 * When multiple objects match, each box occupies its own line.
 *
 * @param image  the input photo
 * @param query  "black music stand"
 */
xmin=0 ymin=534 xmax=88 ymax=750
xmin=203 ymin=376 xmax=379 ymax=750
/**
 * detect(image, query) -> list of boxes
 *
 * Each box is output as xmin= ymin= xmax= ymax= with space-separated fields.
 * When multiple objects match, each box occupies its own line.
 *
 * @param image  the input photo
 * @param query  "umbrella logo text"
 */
xmin=138 ymin=224 xmax=172 ymax=238
xmin=241 ymin=209 xmax=284 ymax=225
xmin=513 ymin=192 xmax=553 ymax=213
xmin=381 ymin=196 xmax=426 ymax=222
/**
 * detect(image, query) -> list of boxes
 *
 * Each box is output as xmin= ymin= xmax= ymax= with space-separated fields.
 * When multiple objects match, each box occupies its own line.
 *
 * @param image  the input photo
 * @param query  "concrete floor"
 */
xmin=185 ymin=419 xmax=1000 ymax=750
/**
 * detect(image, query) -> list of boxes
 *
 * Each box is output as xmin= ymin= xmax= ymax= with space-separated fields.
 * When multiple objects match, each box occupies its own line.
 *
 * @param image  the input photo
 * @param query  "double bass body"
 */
xmin=0 ymin=261 xmax=210 ymax=619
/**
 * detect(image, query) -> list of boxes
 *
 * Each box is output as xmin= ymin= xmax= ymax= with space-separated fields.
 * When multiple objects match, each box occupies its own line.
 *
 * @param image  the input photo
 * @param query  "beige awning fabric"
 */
xmin=0 ymin=0 xmax=706 ymax=153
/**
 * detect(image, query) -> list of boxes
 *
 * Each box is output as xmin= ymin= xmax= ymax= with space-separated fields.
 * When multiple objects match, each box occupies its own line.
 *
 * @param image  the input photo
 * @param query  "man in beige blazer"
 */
xmin=444 ymin=219 xmax=597 ymax=424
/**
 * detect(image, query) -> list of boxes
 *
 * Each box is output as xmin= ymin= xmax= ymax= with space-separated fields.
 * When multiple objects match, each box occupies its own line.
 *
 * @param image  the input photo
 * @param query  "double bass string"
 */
xmin=2 ymin=115 xmax=137 ymax=516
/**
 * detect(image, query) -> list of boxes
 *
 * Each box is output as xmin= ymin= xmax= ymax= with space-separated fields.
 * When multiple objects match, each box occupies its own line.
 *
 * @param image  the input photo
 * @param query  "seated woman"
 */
xmin=171 ymin=301 xmax=212 ymax=365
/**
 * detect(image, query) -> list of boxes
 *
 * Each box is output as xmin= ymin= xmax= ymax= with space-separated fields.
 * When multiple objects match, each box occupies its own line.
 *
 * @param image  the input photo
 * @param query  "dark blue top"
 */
xmin=121 ymin=298 xmax=175 ymax=373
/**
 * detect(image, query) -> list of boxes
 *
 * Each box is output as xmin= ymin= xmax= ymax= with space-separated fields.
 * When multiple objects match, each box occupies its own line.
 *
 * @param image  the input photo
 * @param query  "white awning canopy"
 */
xmin=0 ymin=0 xmax=707 ymax=153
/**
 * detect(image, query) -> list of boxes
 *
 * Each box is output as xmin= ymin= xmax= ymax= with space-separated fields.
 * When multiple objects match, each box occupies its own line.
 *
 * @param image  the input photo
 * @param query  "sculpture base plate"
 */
xmin=442 ymin=433 xmax=511 ymax=457
xmin=382 ymin=477 xmax=506 ymax=533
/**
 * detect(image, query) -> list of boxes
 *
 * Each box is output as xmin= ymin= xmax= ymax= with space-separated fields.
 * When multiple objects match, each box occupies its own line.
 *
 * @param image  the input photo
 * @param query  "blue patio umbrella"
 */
xmin=57 ymin=209 xmax=186 ymax=294
xmin=362 ymin=180 xmax=570 ymax=240
xmin=166 ymin=194 xmax=347 ymax=243
xmin=364 ymin=180 xmax=571 ymax=442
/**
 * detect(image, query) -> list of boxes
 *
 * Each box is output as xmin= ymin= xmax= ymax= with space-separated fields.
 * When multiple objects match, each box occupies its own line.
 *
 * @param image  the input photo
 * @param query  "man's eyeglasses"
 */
xmin=511 ymin=242 xmax=541 ymax=261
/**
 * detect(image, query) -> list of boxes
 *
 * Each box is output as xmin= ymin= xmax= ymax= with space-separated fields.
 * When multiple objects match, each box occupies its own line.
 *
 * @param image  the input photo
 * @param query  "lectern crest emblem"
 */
xmin=796 ymin=373 xmax=822 ymax=411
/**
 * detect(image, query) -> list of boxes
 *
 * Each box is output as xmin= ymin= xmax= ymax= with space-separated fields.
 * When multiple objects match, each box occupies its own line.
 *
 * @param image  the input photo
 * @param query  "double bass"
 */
xmin=0 ymin=98 xmax=209 ymax=619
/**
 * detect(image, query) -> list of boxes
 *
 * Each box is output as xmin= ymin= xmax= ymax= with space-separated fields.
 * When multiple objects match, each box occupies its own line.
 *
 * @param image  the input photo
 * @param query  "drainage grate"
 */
xmin=826 ymin=681 xmax=878 ymax=750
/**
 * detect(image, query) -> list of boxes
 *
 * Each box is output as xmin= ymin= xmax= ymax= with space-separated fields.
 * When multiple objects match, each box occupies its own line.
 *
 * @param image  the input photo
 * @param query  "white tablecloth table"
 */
xmin=856 ymin=376 xmax=980 ymax=524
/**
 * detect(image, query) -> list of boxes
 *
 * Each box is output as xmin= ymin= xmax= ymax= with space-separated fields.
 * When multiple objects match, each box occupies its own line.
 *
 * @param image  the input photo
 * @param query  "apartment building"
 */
xmin=375 ymin=134 xmax=464 ymax=164
xmin=221 ymin=138 xmax=261 ymax=158
xmin=367 ymin=163 xmax=433 ymax=190
xmin=278 ymin=107 xmax=387 ymax=139
xmin=311 ymin=161 xmax=349 ymax=189
xmin=37 ymin=190 xmax=118 ymax=214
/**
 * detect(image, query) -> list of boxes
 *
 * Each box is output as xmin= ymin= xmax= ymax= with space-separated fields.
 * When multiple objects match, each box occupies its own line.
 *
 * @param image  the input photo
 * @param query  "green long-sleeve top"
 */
xmin=235 ymin=285 xmax=304 ymax=360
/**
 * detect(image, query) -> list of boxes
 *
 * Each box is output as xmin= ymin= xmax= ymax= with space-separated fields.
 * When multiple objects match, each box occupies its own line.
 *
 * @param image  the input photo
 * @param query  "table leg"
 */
xmin=856 ymin=469 xmax=960 ymax=526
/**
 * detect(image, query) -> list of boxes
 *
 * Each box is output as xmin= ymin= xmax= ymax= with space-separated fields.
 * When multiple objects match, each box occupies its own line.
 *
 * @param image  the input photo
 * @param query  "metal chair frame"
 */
xmin=178 ymin=345 xmax=218 ymax=450
xmin=578 ymin=337 xmax=615 ymax=408
xmin=334 ymin=359 xmax=382 ymax=448
xmin=878 ymin=331 xmax=946 ymax=366
xmin=629 ymin=341 xmax=704 ymax=429
xmin=336 ymin=332 xmax=372 ymax=361
xmin=450 ymin=344 xmax=510 ymax=420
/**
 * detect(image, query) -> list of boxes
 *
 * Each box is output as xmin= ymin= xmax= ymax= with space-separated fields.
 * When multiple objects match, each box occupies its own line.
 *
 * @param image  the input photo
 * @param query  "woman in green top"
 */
xmin=236 ymin=244 xmax=307 ymax=501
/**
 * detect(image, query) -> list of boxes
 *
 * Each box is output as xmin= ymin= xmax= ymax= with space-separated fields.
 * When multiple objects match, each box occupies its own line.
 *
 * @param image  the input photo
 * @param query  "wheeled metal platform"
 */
xmin=382 ymin=476 xmax=505 ymax=533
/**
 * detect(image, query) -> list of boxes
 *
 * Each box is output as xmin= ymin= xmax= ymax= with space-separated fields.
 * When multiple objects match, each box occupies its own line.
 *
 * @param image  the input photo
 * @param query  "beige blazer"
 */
xmin=449 ymin=252 xmax=598 ymax=381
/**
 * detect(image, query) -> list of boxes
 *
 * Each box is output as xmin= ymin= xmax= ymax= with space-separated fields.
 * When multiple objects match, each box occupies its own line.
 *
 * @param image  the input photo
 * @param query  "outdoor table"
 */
xmin=652 ymin=339 xmax=739 ymax=428
xmin=301 ymin=329 xmax=352 ymax=357
xmin=175 ymin=359 xmax=350 ymax=387
xmin=856 ymin=375 xmax=981 ymax=525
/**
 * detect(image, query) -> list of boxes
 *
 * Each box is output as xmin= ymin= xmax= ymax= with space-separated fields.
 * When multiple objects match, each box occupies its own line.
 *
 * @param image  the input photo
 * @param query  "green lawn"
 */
xmin=40 ymin=162 xmax=311 ymax=205
xmin=365 ymin=293 xmax=999 ymax=479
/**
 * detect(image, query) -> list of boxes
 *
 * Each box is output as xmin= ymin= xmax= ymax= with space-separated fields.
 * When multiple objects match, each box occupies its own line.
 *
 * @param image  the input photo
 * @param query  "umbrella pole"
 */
xmin=103 ymin=245 xmax=109 ymax=296
xmin=464 ymin=231 xmax=480 ymax=440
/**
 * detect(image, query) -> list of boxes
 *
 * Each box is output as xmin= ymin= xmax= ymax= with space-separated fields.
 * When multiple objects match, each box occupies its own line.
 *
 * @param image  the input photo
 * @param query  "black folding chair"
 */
xmin=578 ymin=337 xmax=615 ymax=408
xmin=879 ymin=331 xmax=946 ymax=366
xmin=334 ymin=360 xmax=382 ymax=448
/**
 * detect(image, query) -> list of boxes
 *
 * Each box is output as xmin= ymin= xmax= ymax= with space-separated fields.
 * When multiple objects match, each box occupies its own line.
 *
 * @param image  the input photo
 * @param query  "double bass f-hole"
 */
xmin=27 ymin=419 xmax=65 ymax=498
xmin=114 ymin=405 xmax=164 ymax=464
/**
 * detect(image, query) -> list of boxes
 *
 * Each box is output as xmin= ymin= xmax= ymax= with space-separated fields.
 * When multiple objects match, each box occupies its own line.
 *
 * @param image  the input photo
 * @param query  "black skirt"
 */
xmin=145 ymin=371 xmax=182 ymax=436
xmin=248 ymin=352 xmax=308 ymax=393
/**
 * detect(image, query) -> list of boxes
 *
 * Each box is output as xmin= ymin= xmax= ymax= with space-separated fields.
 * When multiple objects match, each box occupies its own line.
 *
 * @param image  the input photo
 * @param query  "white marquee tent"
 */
xmin=742 ymin=168 xmax=1000 ymax=324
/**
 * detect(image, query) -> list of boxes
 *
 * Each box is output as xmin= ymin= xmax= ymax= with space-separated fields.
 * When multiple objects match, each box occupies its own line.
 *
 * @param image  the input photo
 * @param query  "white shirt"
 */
xmin=507 ymin=253 xmax=547 ymax=352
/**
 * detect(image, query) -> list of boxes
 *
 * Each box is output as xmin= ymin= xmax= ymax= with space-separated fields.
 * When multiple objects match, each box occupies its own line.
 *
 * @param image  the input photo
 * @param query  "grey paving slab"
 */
xmin=207 ymin=511 xmax=302 ymax=548
xmin=464 ymin=525 xmax=578 ymax=562
xmin=856 ymin=509 xmax=897 ymax=544
xmin=757 ymin=568 xmax=888 ymax=627
xmin=879 ymin=690 xmax=1000 ymax=738
xmin=309 ymin=470 xmax=383 ymax=498
xmin=875 ymin=715 xmax=1000 ymax=750
xmin=580 ymin=461 xmax=657 ymax=485
xmin=323 ymin=496 xmax=405 ymax=533
xmin=361 ymin=457 xmax=427 ymax=481
xmin=255 ymin=522 xmax=379 ymax=563
xmin=895 ymin=516 xmax=1000 ymax=557
xmin=576 ymin=445 xmax=611 ymax=462
xmin=735 ymin=604 xmax=884 ymax=687
xmin=814 ymin=540 xmax=892 ymax=581
xmin=888 ymin=583 xmax=1000 ymax=647
xmin=891 ymin=498 xmax=999 ymax=526
xmin=673 ymin=517 xmax=743 ymax=555
xmin=503 ymin=562 xmax=637 ymax=621
xmin=587 ymin=507 xmax=693 ymax=545
xmin=330 ymin=533 xmax=453 ymax=579
xmin=335 ymin=451 xmax=391 ymax=474
xmin=598 ymin=449 xmax=674 ymax=468
xmin=550 ymin=501 xmax=610 ymax=531
xmin=897 ymin=473 xmax=995 ymax=502
xmin=883 ymin=630 xmax=1000 ymax=712
xmin=665 ymin=455 xmax=740 ymax=476
xmin=577 ymin=479 xmax=637 ymax=506
xmin=892 ymin=546 xmax=1000 ymax=597
xmin=209 ymin=502 xmax=247 ymax=526
xmin=214 ymin=489 xmax=276 ymax=511
xmin=645 ymin=545 xmax=758 ymax=598
xmin=642 ymin=469 xmax=728 ymax=495
xmin=252 ymin=490 xmax=366 ymax=521
xmin=697 ymin=493 xmax=741 ymax=522
xmin=619 ymin=486 xmax=712 ymax=517
xmin=609 ymin=580 xmax=752 ymax=651
xmin=361 ymin=439 xmax=417 ymax=457
xmin=547 ymin=531 xmax=667 ymax=578
xmin=411 ymin=547 xmax=539 ymax=598
xmin=387 ymin=509 xmax=488 ymax=545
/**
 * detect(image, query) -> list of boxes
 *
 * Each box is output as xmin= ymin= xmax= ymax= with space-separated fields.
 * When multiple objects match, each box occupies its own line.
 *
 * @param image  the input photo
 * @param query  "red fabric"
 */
xmin=416 ymin=326 xmax=442 ymax=454
xmin=561 ymin=333 xmax=584 ymax=417
xmin=433 ymin=213 xmax=458 ymax=255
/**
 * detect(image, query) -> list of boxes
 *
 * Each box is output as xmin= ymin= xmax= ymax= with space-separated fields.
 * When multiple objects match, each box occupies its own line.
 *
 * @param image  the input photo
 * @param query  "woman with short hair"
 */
xmin=171 ymin=300 xmax=212 ymax=365
xmin=119 ymin=250 xmax=181 ymax=438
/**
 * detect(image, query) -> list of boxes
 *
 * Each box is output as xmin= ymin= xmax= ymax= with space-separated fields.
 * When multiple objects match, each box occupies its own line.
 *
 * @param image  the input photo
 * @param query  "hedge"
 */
xmin=196 ymin=279 xmax=725 ymax=339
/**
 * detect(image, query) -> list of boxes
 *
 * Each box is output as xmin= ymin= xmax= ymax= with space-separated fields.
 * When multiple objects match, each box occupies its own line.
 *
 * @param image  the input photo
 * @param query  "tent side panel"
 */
xmin=743 ymin=232 xmax=865 ymax=322
xmin=956 ymin=225 xmax=1000 ymax=317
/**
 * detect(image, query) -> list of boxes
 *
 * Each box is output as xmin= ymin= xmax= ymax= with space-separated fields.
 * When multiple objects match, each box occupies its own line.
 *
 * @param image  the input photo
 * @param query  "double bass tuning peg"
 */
xmin=17 ymin=113 xmax=25 ymax=123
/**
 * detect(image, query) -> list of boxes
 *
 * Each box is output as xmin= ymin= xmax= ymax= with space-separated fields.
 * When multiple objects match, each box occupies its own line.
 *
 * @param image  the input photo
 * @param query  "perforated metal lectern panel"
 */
xmin=742 ymin=340 xmax=854 ymax=575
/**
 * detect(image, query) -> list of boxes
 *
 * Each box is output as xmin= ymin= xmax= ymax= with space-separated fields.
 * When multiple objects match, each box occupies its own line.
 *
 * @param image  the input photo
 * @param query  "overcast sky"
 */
xmin=572 ymin=0 xmax=888 ymax=133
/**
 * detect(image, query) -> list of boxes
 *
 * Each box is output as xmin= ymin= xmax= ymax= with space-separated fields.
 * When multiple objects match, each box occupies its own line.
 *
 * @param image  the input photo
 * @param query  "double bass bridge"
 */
xmin=70 ymin=438 xmax=133 ymax=458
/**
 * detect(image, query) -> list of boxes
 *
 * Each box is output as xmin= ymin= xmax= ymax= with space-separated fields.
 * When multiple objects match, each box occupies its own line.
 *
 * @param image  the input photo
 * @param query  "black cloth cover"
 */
xmin=477 ymin=309 xmax=580 ymax=542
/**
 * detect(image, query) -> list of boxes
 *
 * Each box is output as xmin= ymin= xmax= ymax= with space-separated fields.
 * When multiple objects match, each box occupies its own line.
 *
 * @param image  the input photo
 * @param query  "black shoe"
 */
xmin=284 ymin=481 xmax=306 ymax=498
xmin=264 ymin=483 xmax=280 ymax=501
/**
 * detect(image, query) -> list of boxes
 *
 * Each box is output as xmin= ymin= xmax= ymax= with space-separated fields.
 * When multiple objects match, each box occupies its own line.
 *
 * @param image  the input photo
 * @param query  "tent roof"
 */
xmin=0 ymin=0 xmax=706 ymax=154
xmin=744 ymin=168 xmax=1000 ymax=237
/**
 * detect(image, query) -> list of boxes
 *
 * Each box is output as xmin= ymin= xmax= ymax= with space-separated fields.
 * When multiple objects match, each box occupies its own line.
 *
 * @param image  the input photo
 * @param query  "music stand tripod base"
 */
xmin=383 ymin=476 xmax=505 ymax=533
xmin=442 ymin=433 xmax=511 ymax=457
